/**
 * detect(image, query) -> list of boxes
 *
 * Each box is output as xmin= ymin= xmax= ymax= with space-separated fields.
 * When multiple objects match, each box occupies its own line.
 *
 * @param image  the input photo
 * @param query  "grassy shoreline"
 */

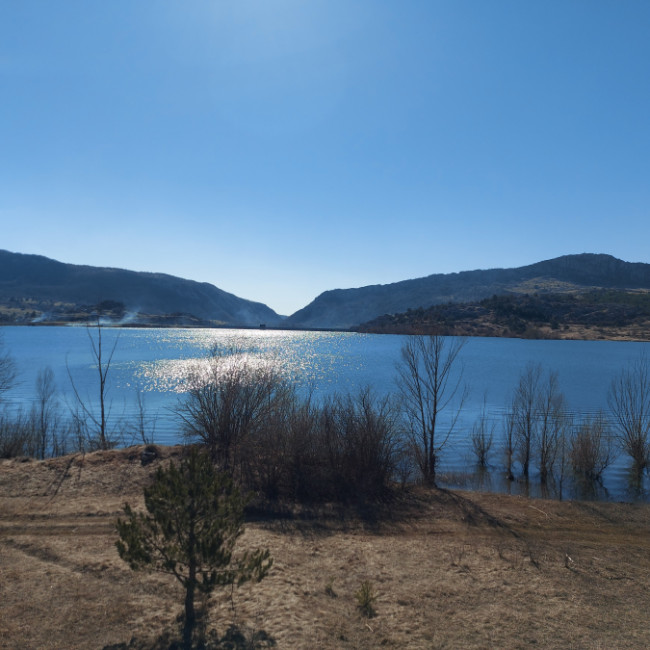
xmin=2 ymin=446 xmax=650 ymax=649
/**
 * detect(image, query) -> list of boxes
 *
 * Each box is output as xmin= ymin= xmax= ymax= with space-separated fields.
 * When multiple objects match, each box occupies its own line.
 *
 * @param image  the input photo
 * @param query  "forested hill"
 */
xmin=0 ymin=250 xmax=283 ymax=327
xmin=356 ymin=290 xmax=650 ymax=341
xmin=286 ymin=254 xmax=650 ymax=330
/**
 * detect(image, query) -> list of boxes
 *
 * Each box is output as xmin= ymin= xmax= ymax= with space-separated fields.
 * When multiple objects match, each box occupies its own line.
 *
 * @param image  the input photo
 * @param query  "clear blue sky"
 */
xmin=2 ymin=1 xmax=649 ymax=315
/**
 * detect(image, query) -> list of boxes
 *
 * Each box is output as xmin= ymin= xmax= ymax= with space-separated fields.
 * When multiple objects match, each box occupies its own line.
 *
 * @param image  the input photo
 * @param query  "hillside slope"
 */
xmin=357 ymin=290 xmax=650 ymax=341
xmin=0 ymin=250 xmax=282 ymax=326
xmin=287 ymin=254 xmax=650 ymax=329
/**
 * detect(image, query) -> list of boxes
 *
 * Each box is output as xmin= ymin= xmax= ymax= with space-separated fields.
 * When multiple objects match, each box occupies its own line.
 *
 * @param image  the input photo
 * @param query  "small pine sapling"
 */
xmin=116 ymin=447 xmax=272 ymax=649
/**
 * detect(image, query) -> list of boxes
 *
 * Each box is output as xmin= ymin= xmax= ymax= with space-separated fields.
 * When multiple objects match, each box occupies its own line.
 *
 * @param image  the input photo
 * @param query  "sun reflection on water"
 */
xmin=132 ymin=329 xmax=365 ymax=395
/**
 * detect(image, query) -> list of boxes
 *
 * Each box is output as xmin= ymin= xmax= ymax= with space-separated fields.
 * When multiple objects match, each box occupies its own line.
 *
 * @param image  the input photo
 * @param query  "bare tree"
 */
xmin=471 ymin=398 xmax=495 ymax=468
xmin=535 ymin=371 xmax=567 ymax=485
xmin=67 ymin=319 xmax=120 ymax=450
xmin=32 ymin=366 xmax=59 ymax=459
xmin=510 ymin=363 xmax=542 ymax=478
xmin=608 ymin=355 xmax=650 ymax=471
xmin=0 ymin=335 xmax=21 ymax=458
xmin=503 ymin=410 xmax=516 ymax=481
xmin=555 ymin=413 xmax=571 ymax=501
xmin=0 ymin=333 xmax=16 ymax=404
xmin=68 ymin=405 xmax=90 ymax=453
xmin=130 ymin=391 xmax=156 ymax=446
xmin=397 ymin=335 xmax=468 ymax=486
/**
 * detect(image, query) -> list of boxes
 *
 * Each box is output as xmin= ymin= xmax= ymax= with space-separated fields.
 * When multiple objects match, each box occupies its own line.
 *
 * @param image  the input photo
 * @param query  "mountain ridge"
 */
xmin=0 ymin=250 xmax=282 ymax=327
xmin=4 ymin=250 xmax=650 ymax=331
xmin=285 ymin=254 xmax=650 ymax=329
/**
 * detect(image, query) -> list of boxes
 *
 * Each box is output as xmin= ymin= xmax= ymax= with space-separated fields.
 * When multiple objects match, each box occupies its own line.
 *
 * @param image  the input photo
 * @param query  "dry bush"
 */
xmin=0 ymin=411 xmax=38 ymax=458
xmin=176 ymin=345 xmax=290 ymax=474
xmin=250 ymin=388 xmax=401 ymax=502
xmin=315 ymin=389 xmax=401 ymax=501
xmin=178 ymin=348 xmax=401 ymax=504
xmin=608 ymin=355 xmax=650 ymax=470
xmin=471 ymin=406 xmax=495 ymax=468
xmin=569 ymin=413 xmax=616 ymax=481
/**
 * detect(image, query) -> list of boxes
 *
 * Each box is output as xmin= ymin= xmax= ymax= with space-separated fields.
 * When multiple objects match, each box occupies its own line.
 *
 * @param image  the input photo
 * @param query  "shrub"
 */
xmin=355 ymin=580 xmax=378 ymax=618
xmin=116 ymin=447 xmax=272 ymax=649
xmin=317 ymin=389 xmax=401 ymax=501
xmin=569 ymin=414 xmax=616 ymax=481
xmin=471 ymin=405 xmax=494 ymax=467
xmin=0 ymin=412 xmax=37 ymax=458
xmin=178 ymin=348 xmax=401 ymax=504
xmin=176 ymin=345 xmax=290 ymax=475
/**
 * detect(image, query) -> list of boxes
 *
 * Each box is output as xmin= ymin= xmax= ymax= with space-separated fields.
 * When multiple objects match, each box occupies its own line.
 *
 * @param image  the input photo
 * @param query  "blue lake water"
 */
xmin=1 ymin=326 xmax=649 ymax=502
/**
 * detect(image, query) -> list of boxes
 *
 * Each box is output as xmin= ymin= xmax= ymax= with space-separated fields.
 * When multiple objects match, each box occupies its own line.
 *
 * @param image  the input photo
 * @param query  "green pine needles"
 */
xmin=115 ymin=447 xmax=272 ymax=649
xmin=355 ymin=580 xmax=378 ymax=618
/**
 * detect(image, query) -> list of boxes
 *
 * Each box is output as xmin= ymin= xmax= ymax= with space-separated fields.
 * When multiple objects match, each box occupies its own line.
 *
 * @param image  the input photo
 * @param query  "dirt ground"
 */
xmin=1 ymin=446 xmax=649 ymax=649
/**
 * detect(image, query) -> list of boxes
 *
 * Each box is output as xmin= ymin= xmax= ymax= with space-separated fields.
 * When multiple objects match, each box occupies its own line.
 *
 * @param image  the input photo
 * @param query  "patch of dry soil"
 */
xmin=2 ymin=447 xmax=650 ymax=649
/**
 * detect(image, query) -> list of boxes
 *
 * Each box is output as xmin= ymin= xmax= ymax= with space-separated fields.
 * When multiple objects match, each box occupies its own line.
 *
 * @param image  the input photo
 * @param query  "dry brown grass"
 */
xmin=2 ymin=446 xmax=650 ymax=649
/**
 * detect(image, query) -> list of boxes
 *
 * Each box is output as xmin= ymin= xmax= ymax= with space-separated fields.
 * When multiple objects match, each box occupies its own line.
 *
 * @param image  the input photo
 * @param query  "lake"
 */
xmin=1 ymin=325 xmax=649 ymax=501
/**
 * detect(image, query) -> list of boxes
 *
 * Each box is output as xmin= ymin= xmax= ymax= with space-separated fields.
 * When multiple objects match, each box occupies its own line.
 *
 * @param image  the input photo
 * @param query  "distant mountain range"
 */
xmin=2 ymin=250 xmax=650 ymax=332
xmin=286 ymin=254 xmax=650 ymax=329
xmin=0 ymin=250 xmax=282 ymax=327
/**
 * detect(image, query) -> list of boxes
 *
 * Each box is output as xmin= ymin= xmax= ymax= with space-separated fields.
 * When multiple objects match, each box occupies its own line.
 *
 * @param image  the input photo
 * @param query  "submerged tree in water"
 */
xmin=397 ymin=335 xmax=467 ymax=486
xmin=608 ymin=355 xmax=650 ymax=473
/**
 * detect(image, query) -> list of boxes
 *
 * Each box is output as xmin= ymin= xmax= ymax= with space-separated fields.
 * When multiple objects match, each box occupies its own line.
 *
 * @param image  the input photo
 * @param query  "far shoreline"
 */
xmin=2 ymin=320 xmax=649 ymax=342
xmin=0 ymin=321 xmax=650 ymax=343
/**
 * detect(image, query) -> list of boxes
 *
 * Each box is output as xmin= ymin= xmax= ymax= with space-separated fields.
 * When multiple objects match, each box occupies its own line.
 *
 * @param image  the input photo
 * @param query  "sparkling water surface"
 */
xmin=2 ymin=326 xmax=648 ymax=501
